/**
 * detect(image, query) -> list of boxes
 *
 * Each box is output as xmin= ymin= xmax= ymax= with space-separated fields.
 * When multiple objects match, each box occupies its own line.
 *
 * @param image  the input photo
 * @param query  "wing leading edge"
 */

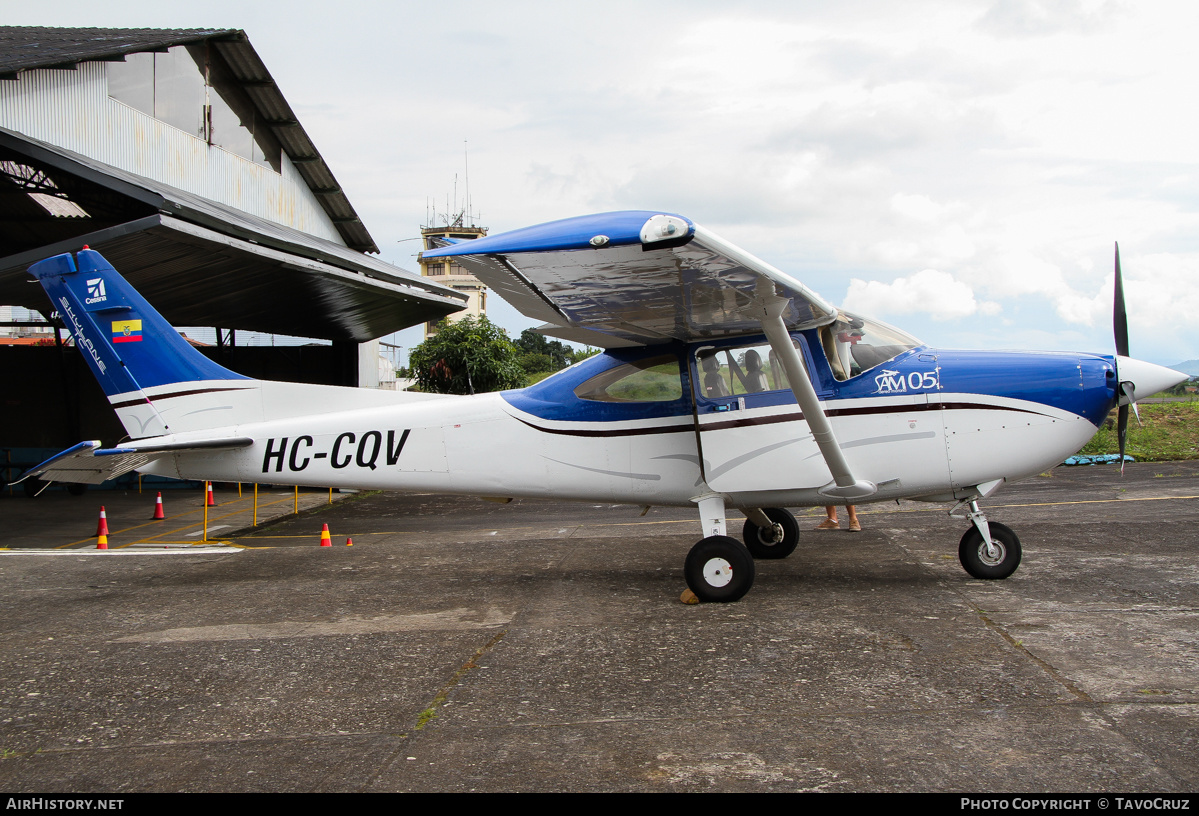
xmin=422 ymin=211 xmax=836 ymax=347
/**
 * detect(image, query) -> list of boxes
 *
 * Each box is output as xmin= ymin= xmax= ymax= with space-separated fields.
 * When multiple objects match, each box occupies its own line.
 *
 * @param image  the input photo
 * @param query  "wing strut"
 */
xmin=757 ymin=297 xmax=877 ymax=501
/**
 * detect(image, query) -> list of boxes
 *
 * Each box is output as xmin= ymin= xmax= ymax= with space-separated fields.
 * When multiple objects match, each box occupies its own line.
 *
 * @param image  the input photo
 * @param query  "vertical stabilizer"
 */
xmin=29 ymin=250 xmax=252 ymax=438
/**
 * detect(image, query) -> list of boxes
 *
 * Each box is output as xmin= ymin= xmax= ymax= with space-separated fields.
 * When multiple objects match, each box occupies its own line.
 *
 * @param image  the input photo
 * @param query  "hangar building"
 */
xmin=0 ymin=27 xmax=464 ymax=472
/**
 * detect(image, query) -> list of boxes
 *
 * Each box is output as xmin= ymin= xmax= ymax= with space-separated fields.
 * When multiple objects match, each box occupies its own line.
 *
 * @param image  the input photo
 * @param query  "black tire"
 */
xmin=66 ymin=483 xmax=88 ymax=496
xmin=684 ymin=535 xmax=756 ymax=602
xmin=742 ymin=508 xmax=799 ymax=559
xmin=959 ymin=522 xmax=1022 ymax=579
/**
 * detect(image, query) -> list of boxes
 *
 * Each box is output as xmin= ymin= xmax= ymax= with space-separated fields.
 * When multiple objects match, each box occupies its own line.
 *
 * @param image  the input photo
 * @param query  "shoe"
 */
xmin=815 ymin=519 xmax=839 ymax=530
xmin=848 ymin=520 xmax=861 ymax=532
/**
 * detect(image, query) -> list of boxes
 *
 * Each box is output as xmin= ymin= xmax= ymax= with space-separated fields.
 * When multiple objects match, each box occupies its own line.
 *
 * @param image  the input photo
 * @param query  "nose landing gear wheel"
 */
xmin=685 ymin=535 xmax=755 ymax=602
xmin=958 ymin=521 xmax=1022 ymax=579
xmin=742 ymin=507 xmax=799 ymax=559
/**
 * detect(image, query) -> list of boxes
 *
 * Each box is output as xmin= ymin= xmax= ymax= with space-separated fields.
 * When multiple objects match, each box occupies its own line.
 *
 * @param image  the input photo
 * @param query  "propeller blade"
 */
xmin=1114 ymin=242 xmax=1129 ymax=358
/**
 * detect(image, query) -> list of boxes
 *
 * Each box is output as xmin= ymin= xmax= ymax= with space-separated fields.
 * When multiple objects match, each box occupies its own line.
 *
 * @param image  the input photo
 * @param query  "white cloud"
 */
xmin=843 ymin=269 xmax=992 ymax=321
xmin=891 ymin=193 xmax=946 ymax=222
xmin=6 ymin=0 xmax=1199 ymax=363
xmin=976 ymin=0 xmax=1119 ymax=38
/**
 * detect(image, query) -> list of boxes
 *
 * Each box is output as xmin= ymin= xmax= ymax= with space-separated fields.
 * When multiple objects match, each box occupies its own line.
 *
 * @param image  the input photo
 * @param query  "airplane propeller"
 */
xmin=1109 ymin=243 xmax=1177 ymax=474
xmin=1114 ymin=242 xmax=1128 ymax=358
xmin=1113 ymin=242 xmax=1132 ymax=472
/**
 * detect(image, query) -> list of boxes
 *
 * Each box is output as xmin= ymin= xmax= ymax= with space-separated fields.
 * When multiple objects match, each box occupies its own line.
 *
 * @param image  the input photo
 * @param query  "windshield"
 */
xmin=819 ymin=311 xmax=922 ymax=381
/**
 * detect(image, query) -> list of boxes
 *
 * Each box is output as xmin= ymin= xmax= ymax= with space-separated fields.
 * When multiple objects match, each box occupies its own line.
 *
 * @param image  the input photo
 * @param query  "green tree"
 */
xmin=569 ymin=345 xmax=601 ymax=364
xmin=519 ymin=352 xmax=553 ymax=375
xmin=515 ymin=329 xmax=573 ymax=372
xmin=409 ymin=316 xmax=525 ymax=394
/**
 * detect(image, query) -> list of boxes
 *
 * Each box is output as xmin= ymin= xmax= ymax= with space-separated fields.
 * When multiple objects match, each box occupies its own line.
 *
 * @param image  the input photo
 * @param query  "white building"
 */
xmin=0 ymin=27 xmax=464 ymax=383
xmin=0 ymin=27 xmax=464 ymax=450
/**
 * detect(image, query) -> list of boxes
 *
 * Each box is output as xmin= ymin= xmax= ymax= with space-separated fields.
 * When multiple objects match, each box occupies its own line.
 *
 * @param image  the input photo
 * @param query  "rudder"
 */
xmin=29 ymin=249 xmax=251 ymax=438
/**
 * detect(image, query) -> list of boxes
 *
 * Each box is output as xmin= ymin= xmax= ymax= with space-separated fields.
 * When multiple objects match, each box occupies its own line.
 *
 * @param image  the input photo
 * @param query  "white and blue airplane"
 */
xmin=16 ymin=211 xmax=1185 ymax=602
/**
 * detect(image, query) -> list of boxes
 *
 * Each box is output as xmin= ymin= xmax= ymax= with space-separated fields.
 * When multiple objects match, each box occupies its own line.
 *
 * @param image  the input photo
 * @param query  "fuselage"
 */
xmin=143 ymin=329 xmax=1120 ymax=509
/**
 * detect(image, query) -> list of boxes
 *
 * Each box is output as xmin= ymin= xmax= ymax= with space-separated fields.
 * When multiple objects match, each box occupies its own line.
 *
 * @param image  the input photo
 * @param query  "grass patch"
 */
xmin=1078 ymin=401 xmax=1199 ymax=462
xmin=526 ymin=370 xmax=558 ymax=386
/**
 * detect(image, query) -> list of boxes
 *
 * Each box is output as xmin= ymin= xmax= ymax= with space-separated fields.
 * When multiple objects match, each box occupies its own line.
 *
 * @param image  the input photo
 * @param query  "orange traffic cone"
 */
xmin=345 ymin=537 xmax=353 ymax=547
xmin=151 ymin=492 xmax=165 ymax=520
xmin=205 ymin=483 xmax=217 ymax=506
xmin=320 ymin=523 xmax=332 ymax=547
xmin=95 ymin=506 xmax=109 ymax=538
xmin=96 ymin=533 xmax=108 ymax=550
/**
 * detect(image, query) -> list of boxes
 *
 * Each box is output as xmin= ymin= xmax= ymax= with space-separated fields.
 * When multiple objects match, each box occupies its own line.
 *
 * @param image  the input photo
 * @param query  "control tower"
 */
xmin=417 ymin=207 xmax=488 ymax=338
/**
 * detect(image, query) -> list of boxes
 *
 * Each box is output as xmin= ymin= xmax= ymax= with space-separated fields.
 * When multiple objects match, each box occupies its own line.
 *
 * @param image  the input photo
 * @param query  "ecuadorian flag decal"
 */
xmin=111 ymin=319 xmax=143 ymax=343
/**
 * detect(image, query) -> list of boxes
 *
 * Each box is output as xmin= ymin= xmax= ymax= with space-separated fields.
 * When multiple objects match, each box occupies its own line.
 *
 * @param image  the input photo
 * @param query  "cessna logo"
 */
xmin=85 ymin=277 xmax=107 ymax=305
xmin=875 ymin=369 xmax=940 ymax=394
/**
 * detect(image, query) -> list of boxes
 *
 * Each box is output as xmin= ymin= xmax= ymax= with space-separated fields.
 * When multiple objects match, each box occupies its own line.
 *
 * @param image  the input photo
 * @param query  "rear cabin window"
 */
xmin=574 ymin=355 xmax=683 ymax=403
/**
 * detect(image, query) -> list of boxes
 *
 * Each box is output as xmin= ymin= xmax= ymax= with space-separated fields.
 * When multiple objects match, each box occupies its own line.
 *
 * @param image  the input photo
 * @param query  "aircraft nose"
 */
xmin=1115 ymin=356 xmax=1188 ymax=400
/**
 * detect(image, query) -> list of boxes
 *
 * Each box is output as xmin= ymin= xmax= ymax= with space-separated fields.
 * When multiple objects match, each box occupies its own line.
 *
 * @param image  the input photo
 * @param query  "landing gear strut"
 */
xmin=954 ymin=499 xmax=1022 ymax=579
xmin=741 ymin=507 xmax=799 ymax=559
xmin=685 ymin=493 xmax=756 ymax=602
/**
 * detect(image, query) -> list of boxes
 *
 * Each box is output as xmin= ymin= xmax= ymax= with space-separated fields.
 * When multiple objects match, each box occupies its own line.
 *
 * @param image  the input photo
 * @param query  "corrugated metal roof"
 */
xmin=0 ymin=214 xmax=465 ymax=342
xmin=0 ymin=28 xmax=232 ymax=76
xmin=0 ymin=129 xmax=465 ymax=342
xmin=0 ymin=26 xmax=379 ymax=252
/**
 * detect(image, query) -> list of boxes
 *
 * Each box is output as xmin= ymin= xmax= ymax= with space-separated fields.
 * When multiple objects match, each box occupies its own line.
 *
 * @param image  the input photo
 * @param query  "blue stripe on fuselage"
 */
xmin=504 ymin=338 xmax=1116 ymax=428
xmin=929 ymin=349 xmax=1115 ymax=426
xmin=503 ymin=344 xmax=693 ymax=422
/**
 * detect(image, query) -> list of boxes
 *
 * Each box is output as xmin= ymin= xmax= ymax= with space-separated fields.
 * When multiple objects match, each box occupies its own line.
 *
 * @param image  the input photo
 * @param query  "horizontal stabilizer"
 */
xmin=16 ymin=437 xmax=253 ymax=486
xmin=97 ymin=438 xmax=254 ymax=456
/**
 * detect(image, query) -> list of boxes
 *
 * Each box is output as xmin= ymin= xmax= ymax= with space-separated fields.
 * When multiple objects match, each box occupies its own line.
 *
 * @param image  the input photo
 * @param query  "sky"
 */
xmin=8 ymin=0 xmax=1199 ymax=366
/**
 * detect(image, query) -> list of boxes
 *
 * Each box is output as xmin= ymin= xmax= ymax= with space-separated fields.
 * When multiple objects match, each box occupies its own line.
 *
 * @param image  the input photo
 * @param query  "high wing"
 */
xmin=427 ymin=210 xmax=874 ymax=500
xmin=15 ymin=438 xmax=253 ymax=487
xmin=422 ymin=211 xmax=837 ymax=348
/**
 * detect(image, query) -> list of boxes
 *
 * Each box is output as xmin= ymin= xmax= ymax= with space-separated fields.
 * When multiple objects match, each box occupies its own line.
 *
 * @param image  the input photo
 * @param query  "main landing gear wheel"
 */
xmin=684 ymin=535 xmax=756 ymax=603
xmin=958 ymin=522 xmax=1022 ymax=580
xmin=742 ymin=508 xmax=799 ymax=559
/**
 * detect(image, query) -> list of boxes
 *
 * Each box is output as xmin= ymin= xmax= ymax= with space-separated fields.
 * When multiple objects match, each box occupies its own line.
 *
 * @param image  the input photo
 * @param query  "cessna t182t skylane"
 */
xmin=18 ymin=211 xmax=1186 ymax=602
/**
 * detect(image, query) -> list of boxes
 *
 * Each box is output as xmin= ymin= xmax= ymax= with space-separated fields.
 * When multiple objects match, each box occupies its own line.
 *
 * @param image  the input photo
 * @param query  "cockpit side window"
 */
xmin=695 ymin=341 xmax=801 ymax=398
xmin=573 ymin=354 xmax=683 ymax=402
xmin=819 ymin=312 xmax=921 ymax=381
